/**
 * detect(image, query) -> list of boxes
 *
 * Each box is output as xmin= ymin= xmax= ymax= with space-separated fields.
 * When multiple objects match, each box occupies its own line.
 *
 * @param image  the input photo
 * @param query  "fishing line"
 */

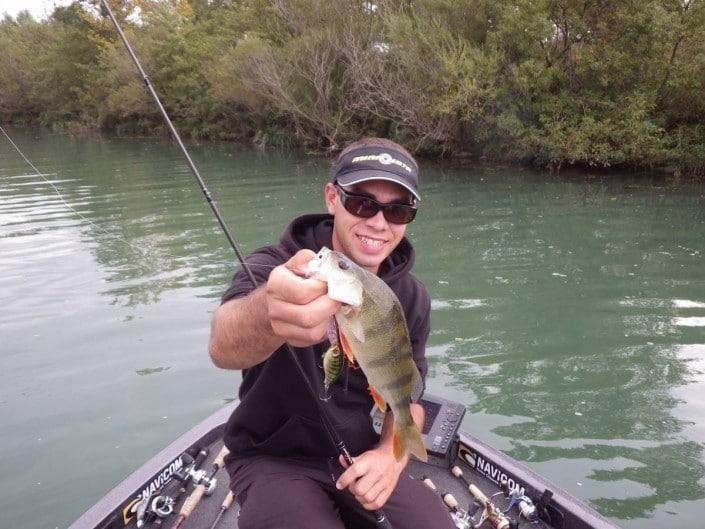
xmin=99 ymin=1 xmax=392 ymax=526
xmin=0 ymin=124 xmax=275 ymax=277
xmin=0 ymin=123 xmax=155 ymax=267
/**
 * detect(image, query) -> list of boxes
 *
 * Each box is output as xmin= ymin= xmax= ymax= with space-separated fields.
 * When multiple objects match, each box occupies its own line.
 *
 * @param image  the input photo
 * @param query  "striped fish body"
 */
xmin=307 ymin=247 xmax=427 ymax=462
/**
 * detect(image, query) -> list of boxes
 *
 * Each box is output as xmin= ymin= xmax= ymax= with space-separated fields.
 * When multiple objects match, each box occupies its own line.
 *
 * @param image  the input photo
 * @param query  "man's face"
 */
xmin=324 ymin=179 xmax=413 ymax=274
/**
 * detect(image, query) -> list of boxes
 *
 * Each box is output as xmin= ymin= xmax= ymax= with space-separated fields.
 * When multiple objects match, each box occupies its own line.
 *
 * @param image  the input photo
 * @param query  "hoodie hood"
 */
xmin=281 ymin=213 xmax=416 ymax=285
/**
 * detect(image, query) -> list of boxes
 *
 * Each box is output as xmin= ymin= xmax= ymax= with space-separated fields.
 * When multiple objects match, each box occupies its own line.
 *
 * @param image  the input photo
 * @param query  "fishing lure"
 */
xmin=321 ymin=343 xmax=343 ymax=401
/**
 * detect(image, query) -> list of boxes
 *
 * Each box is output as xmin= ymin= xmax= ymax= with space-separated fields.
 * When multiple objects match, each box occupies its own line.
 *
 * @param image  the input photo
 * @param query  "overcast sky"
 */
xmin=1 ymin=0 xmax=73 ymax=20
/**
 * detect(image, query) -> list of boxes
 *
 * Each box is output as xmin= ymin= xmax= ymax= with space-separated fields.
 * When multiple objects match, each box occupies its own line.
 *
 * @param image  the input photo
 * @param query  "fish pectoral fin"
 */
xmin=338 ymin=331 xmax=356 ymax=364
xmin=393 ymin=422 xmax=428 ymax=462
xmin=368 ymin=386 xmax=387 ymax=412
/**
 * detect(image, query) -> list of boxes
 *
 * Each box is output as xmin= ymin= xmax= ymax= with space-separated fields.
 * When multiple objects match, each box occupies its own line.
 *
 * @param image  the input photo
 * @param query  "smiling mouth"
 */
xmin=357 ymin=234 xmax=386 ymax=248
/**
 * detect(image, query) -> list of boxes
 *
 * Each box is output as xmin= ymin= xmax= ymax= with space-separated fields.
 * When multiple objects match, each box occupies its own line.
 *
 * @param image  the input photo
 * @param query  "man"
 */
xmin=209 ymin=137 xmax=454 ymax=529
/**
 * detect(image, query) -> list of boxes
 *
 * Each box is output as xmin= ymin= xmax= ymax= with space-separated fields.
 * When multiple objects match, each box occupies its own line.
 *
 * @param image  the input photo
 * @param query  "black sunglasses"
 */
xmin=335 ymin=184 xmax=417 ymax=224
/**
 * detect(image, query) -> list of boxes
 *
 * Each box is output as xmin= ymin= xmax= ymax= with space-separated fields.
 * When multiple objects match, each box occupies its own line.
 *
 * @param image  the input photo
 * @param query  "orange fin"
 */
xmin=338 ymin=330 xmax=356 ymax=364
xmin=368 ymin=386 xmax=387 ymax=412
xmin=393 ymin=423 xmax=428 ymax=462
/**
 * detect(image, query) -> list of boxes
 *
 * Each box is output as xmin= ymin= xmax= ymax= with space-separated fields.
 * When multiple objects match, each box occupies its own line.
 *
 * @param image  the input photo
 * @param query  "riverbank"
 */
xmin=3 ymin=120 xmax=697 ymax=183
xmin=2 ymin=1 xmax=704 ymax=177
xmin=0 ymin=0 xmax=705 ymax=177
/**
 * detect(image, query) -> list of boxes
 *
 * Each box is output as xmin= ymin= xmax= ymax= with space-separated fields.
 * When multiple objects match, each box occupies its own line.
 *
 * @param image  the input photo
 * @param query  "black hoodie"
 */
xmin=220 ymin=214 xmax=430 ymax=459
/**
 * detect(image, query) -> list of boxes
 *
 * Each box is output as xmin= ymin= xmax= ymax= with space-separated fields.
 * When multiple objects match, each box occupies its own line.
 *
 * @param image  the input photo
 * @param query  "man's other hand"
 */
xmin=335 ymin=448 xmax=406 ymax=511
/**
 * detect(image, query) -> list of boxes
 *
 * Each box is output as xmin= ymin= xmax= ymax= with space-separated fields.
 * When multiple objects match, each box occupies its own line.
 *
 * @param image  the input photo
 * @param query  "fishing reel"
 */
xmin=151 ymin=494 xmax=177 ymax=518
xmin=189 ymin=468 xmax=218 ymax=496
xmin=471 ymin=500 xmax=515 ymax=529
xmin=441 ymin=491 xmax=473 ymax=529
xmin=147 ymin=449 xmax=216 ymax=520
xmin=420 ymin=474 xmax=515 ymax=529
xmin=497 ymin=479 xmax=539 ymax=523
xmin=152 ymin=470 xmax=218 ymax=518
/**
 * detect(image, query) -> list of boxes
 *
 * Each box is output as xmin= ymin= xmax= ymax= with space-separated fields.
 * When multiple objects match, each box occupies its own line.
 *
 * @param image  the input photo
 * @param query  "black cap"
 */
xmin=333 ymin=146 xmax=420 ymax=200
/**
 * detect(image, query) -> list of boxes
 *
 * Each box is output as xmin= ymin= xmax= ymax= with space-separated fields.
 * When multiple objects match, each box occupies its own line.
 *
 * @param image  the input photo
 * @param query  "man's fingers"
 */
xmin=267 ymin=267 xmax=329 ymax=305
xmin=270 ymin=295 xmax=340 ymax=329
xmin=265 ymin=249 xmax=341 ymax=346
xmin=268 ymin=295 xmax=340 ymax=345
xmin=335 ymin=451 xmax=396 ymax=510
xmin=358 ymin=481 xmax=388 ymax=510
xmin=336 ymin=459 xmax=366 ymax=490
xmin=350 ymin=471 xmax=382 ymax=500
xmin=270 ymin=321 xmax=327 ymax=348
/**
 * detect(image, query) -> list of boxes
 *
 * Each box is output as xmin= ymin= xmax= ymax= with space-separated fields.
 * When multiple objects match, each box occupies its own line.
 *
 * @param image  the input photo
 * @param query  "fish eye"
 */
xmin=338 ymin=261 xmax=349 ymax=270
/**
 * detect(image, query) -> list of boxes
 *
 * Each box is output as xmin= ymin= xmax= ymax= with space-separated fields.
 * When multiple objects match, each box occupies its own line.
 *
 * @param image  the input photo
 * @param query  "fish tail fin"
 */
xmin=393 ymin=422 xmax=428 ymax=462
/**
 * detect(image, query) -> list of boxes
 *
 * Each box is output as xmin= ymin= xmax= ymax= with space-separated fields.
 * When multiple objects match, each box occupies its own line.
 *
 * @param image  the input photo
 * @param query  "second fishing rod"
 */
xmin=98 ymin=1 xmax=392 ymax=527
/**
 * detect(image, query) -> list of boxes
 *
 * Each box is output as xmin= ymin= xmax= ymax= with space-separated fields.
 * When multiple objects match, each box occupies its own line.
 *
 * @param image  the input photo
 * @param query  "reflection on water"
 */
xmin=673 ymin=317 xmax=705 ymax=327
xmin=431 ymin=298 xmax=486 ymax=310
xmin=2 ymin=128 xmax=705 ymax=528
xmin=416 ymin=168 xmax=705 ymax=526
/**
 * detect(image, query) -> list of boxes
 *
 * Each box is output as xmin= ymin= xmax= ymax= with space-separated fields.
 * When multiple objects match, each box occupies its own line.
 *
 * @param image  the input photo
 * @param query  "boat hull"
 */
xmin=69 ymin=400 xmax=619 ymax=529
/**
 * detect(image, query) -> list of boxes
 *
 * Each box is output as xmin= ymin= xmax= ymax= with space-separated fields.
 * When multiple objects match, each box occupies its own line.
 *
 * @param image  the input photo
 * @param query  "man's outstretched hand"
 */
xmin=266 ymin=249 xmax=341 ymax=347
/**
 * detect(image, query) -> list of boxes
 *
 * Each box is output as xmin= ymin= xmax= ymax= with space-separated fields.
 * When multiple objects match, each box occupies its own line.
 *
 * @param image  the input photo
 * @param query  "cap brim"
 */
xmin=336 ymin=170 xmax=420 ymax=201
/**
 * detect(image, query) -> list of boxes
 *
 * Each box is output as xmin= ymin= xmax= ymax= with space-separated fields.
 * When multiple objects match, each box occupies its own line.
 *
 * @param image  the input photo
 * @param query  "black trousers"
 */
xmin=226 ymin=455 xmax=457 ymax=529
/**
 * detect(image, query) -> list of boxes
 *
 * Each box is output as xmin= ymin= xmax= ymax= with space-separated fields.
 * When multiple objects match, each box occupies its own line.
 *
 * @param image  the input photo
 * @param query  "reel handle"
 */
xmin=421 ymin=475 xmax=437 ymax=491
xmin=442 ymin=493 xmax=459 ymax=510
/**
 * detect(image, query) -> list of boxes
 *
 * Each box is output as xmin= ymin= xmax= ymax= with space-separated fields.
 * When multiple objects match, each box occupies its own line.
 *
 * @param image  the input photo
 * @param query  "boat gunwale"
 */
xmin=68 ymin=401 xmax=619 ymax=529
xmin=455 ymin=430 xmax=619 ymax=529
xmin=67 ymin=403 xmax=236 ymax=529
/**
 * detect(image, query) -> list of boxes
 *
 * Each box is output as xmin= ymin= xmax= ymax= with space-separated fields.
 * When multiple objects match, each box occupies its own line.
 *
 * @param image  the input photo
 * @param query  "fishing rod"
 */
xmin=450 ymin=466 xmax=513 ymax=529
xmin=146 ymin=448 xmax=210 ymax=525
xmin=168 ymin=446 xmax=229 ymax=529
xmin=499 ymin=479 xmax=539 ymax=523
xmin=98 ymin=2 xmax=392 ymax=527
xmin=419 ymin=475 xmax=472 ymax=529
xmin=207 ymin=490 xmax=234 ymax=529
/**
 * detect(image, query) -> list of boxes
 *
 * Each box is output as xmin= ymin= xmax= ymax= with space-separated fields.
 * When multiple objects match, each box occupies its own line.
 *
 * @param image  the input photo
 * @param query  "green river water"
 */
xmin=1 ymin=127 xmax=705 ymax=529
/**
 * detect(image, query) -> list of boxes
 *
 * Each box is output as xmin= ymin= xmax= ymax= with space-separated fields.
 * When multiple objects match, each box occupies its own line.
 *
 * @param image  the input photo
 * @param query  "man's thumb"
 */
xmin=285 ymin=249 xmax=317 ymax=277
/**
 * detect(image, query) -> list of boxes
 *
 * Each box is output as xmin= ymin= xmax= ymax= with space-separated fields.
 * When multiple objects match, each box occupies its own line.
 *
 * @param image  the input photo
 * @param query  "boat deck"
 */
xmin=154 ymin=438 xmax=552 ymax=529
xmin=71 ymin=402 xmax=617 ymax=529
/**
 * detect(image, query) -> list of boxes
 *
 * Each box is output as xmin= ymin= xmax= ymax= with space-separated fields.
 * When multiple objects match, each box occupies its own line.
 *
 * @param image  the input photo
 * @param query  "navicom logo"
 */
xmin=351 ymin=152 xmax=412 ymax=173
xmin=121 ymin=455 xmax=184 ymax=525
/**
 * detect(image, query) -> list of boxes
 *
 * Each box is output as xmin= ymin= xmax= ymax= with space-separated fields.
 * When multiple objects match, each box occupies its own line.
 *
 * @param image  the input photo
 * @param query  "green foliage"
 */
xmin=1 ymin=0 xmax=704 ymax=174
xmin=0 ymin=12 xmax=46 ymax=121
xmin=524 ymin=92 xmax=666 ymax=169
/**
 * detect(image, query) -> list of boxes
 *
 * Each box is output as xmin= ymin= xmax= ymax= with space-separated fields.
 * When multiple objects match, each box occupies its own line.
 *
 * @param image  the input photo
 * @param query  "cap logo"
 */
xmin=351 ymin=152 xmax=412 ymax=173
